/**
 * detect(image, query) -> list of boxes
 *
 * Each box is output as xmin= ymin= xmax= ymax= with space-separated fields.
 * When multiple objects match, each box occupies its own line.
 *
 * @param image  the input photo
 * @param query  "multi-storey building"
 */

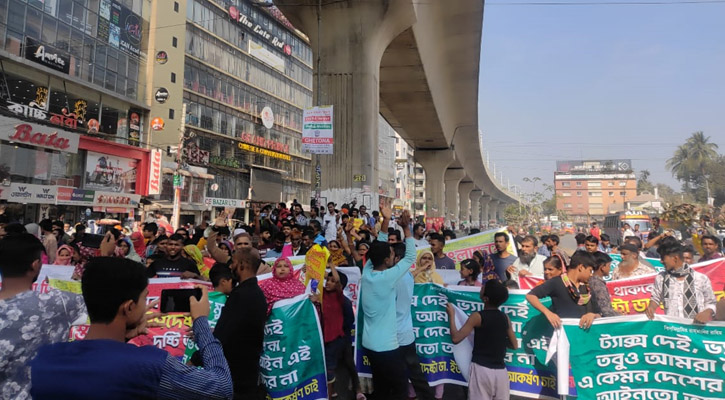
xmin=0 ymin=0 xmax=152 ymax=223
xmin=393 ymin=132 xmax=415 ymax=212
xmin=146 ymin=0 xmax=313 ymax=223
xmin=554 ymin=159 xmax=637 ymax=223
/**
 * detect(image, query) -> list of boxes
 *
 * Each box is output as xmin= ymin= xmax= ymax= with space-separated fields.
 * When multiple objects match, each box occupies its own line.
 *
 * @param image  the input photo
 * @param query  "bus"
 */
xmin=603 ymin=211 xmax=652 ymax=246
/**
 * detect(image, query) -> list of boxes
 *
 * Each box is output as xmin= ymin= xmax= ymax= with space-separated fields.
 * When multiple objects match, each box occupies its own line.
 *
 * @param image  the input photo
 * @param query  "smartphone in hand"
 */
xmin=160 ymin=288 xmax=202 ymax=313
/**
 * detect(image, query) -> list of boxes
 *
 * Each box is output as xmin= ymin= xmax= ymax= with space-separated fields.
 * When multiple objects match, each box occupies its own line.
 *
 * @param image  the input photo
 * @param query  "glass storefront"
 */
xmin=0 ymin=0 xmax=147 ymax=101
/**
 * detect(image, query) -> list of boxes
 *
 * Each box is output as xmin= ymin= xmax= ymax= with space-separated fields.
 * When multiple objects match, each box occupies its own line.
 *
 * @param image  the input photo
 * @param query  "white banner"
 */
xmin=0 ymin=183 xmax=58 ymax=204
xmin=204 ymin=197 xmax=248 ymax=209
xmin=302 ymin=106 xmax=334 ymax=154
xmin=249 ymin=40 xmax=285 ymax=72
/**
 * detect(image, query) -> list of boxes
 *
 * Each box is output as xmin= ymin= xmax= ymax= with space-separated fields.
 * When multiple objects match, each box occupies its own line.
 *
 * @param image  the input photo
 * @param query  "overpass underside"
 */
xmin=275 ymin=0 xmax=517 ymax=225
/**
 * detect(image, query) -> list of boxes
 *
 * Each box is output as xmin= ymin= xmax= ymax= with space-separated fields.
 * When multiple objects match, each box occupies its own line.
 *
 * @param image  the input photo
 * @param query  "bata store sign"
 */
xmin=148 ymin=149 xmax=162 ymax=195
xmin=0 ymin=183 xmax=58 ymax=204
xmin=0 ymin=118 xmax=80 ymax=154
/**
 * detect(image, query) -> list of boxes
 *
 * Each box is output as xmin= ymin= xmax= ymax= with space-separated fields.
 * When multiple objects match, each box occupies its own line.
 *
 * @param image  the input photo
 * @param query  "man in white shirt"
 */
xmin=646 ymin=242 xmax=716 ymax=323
xmin=507 ymin=235 xmax=546 ymax=282
xmin=413 ymin=223 xmax=428 ymax=248
xmin=322 ymin=202 xmax=339 ymax=242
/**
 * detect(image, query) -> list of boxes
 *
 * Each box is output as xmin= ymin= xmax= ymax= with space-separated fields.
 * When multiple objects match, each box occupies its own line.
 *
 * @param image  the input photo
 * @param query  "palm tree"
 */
xmin=639 ymin=169 xmax=650 ymax=182
xmin=667 ymin=132 xmax=719 ymax=193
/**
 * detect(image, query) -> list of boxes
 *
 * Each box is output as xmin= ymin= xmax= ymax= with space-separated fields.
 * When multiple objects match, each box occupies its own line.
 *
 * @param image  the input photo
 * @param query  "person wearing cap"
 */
xmin=611 ymin=243 xmax=656 ymax=280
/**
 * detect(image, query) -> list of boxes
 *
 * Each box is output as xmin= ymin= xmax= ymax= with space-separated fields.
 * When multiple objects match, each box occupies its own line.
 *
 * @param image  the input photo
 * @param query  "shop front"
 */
xmin=0 ymin=115 xmax=149 ymax=224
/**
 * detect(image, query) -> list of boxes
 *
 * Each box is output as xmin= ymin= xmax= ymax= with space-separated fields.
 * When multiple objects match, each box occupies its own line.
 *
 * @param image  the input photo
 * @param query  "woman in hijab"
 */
xmin=115 ymin=237 xmax=142 ymax=263
xmin=258 ymin=257 xmax=305 ymax=315
xmin=129 ymin=231 xmax=146 ymax=260
xmin=183 ymin=244 xmax=210 ymax=279
xmin=55 ymin=245 xmax=75 ymax=266
xmin=413 ymin=249 xmax=444 ymax=285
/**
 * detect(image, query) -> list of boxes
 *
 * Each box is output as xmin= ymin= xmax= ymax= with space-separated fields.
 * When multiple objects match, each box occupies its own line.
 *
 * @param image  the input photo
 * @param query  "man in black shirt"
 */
xmin=526 ymin=251 xmax=601 ymax=330
xmin=146 ymin=234 xmax=199 ymax=278
xmin=213 ymin=247 xmax=267 ymax=400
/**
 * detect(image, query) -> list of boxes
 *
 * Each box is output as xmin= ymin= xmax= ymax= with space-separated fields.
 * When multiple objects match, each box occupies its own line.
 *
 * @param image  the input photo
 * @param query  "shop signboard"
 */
xmin=0 ymin=119 xmax=80 ymax=154
xmin=24 ymin=37 xmax=70 ymax=74
xmin=228 ymin=6 xmax=290 ymax=54
xmin=0 ymin=183 xmax=58 ymax=204
xmin=56 ymin=187 xmax=96 ymax=206
xmin=302 ymin=106 xmax=333 ymax=154
xmin=248 ymin=41 xmax=285 ymax=72
xmin=93 ymin=191 xmax=141 ymax=208
xmin=204 ymin=198 xmax=248 ymax=209
xmin=128 ymin=109 xmax=141 ymax=144
xmin=148 ymin=149 xmax=162 ymax=195
xmin=84 ymin=151 xmax=137 ymax=193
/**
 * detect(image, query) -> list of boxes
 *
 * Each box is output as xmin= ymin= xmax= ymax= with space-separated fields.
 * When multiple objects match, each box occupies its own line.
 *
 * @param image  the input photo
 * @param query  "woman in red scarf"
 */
xmin=258 ymin=257 xmax=305 ymax=315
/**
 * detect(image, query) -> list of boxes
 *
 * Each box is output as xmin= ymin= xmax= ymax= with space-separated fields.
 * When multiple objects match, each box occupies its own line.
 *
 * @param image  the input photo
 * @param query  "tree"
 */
xmin=503 ymin=204 xmax=525 ymax=225
xmin=637 ymin=169 xmax=654 ymax=195
xmin=667 ymin=132 xmax=719 ymax=196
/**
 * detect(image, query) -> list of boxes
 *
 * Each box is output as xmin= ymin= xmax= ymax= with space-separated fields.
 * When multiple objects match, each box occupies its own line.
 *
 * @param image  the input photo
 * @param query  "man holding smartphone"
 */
xmin=30 ymin=257 xmax=233 ymax=399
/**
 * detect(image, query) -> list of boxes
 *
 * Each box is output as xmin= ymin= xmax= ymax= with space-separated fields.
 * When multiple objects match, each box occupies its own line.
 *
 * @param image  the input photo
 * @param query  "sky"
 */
xmin=478 ymin=0 xmax=725 ymax=196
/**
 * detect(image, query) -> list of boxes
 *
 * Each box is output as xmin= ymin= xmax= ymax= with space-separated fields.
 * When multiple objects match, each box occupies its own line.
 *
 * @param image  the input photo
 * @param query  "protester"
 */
xmin=546 ymin=234 xmax=570 ymax=264
xmin=537 ymin=235 xmax=551 ymax=257
xmin=413 ymin=249 xmax=444 ymax=285
xmin=0 ymin=234 xmax=87 ymax=399
xmin=526 ymin=251 xmax=602 ymax=329
xmin=146 ymin=234 xmax=201 ymax=278
xmin=30 ymin=258 xmax=233 ymax=399
xmin=458 ymin=258 xmax=482 ymax=286
xmin=290 ymin=230 xmax=308 ymax=256
xmin=646 ymin=241 xmax=717 ymax=323
xmin=491 ymin=232 xmax=516 ymax=281
xmin=584 ymin=235 xmax=599 ymax=253
xmin=590 ymin=222 xmax=601 ymax=240
xmin=543 ymin=256 xmax=564 ymax=280
xmin=611 ymin=243 xmax=655 ymax=280
xmin=574 ymin=233 xmax=587 ymax=252
xmin=360 ymin=208 xmax=416 ymax=398
xmin=472 ymin=250 xmax=499 ymax=283
xmin=508 ymin=235 xmax=547 ymax=282
xmin=213 ymin=247 xmax=268 ymax=399
xmin=209 ymin=263 xmax=235 ymax=295
xmin=699 ymin=235 xmax=724 ymax=262
xmin=621 ymin=223 xmax=635 ymax=242
xmin=55 ymin=244 xmax=74 ymax=266
xmin=115 ymin=237 xmax=142 ymax=263
xmin=446 ymin=280 xmax=518 ymax=400
xmin=310 ymin=220 xmax=328 ymax=247
xmin=317 ymin=264 xmax=348 ymax=398
xmin=632 ymin=224 xmax=643 ymax=240
xmin=683 ymin=245 xmax=696 ymax=265
xmin=38 ymin=219 xmax=58 ymax=264
xmin=598 ymin=234 xmax=612 ymax=254
xmin=258 ymin=257 xmax=305 ymax=315
xmin=323 ymin=202 xmax=339 ymax=242
xmin=429 ymin=233 xmax=456 ymax=270
xmin=413 ymin=223 xmax=428 ymax=248
xmin=589 ymin=252 xmax=620 ymax=317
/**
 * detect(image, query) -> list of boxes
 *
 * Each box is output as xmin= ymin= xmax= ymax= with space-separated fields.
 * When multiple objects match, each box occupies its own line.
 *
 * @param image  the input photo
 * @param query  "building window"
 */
xmin=576 ymin=182 xmax=582 ymax=187
xmin=576 ymin=191 xmax=582 ymax=197
xmin=589 ymin=191 xmax=602 ymax=197
xmin=609 ymin=191 xmax=614 ymax=197
xmin=620 ymin=191 xmax=626 ymax=196
xmin=172 ymin=37 xmax=178 ymax=47
xmin=564 ymin=203 xmax=572 ymax=208
xmin=589 ymin=181 xmax=601 ymax=188
xmin=562 ymin=182 xmax=570 ymax=187
xmin=174 ymin=1 xmax=179 ymax=12
xmin=608 ymin=182 xmax=614 ymax=187
xmin=619 ymin=181 xmax=626 ymax=186
xmin=562 ymin=192 xmax=572 ymax=197
xmin=169 ymin=109 xmax=175 ymax=119
xmin=171 ymin=72 xmax=176 ymax=83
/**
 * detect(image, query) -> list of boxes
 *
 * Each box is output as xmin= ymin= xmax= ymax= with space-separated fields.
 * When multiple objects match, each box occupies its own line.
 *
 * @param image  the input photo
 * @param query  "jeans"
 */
xmin=364 ymin=346 xmax=407 ymax=400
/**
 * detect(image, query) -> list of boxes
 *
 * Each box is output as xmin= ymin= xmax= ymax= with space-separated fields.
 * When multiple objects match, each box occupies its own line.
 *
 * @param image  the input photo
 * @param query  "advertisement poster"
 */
xmin=84 ymin=151 xmax=137 ymax=193
xmin=98 ymin=0 xmax=142 ymax=56
xmin=302 ymin=106 xmax=334 ymax=154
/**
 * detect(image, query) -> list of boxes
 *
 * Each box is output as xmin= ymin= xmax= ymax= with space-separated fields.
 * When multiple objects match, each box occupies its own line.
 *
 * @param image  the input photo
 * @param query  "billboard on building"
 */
xmin=556 ymin=159 xmax=632 ymax=173
xmin=302 ymin=106 xmax=333 ymax=154
xmin=98 ymin=0 xmax=143 ymax=56
xmin=85 ymin=151 xmax=137 ymax=193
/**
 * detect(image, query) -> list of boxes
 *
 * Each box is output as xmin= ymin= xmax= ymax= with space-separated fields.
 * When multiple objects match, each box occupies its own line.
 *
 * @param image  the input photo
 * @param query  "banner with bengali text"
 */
xmin=560 ymin=315 xmax=725 ymax=400
xmin=260 ymin=294 xmax=328 ymax=400
xmin=355 ymin=283 xmax=571 ymax=399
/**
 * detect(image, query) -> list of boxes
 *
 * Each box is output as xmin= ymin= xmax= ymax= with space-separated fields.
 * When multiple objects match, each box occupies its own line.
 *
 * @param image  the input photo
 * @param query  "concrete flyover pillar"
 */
xmin=417 ymin=149 xmax=455 ymax=218
xmin=444 ymin=169 xmax=466 ymax=225
xmin=458 ymin=181 xmax=474 ymax=225
xmin=489 ymin=199 xmax=499 ymax=224
xmin=470 ymin=189 xmax=481 ymax=228
xmin=480 ymin=195 xmax=491 ymax=227
xmin=275 ymin=0 xmax=417 ymax=205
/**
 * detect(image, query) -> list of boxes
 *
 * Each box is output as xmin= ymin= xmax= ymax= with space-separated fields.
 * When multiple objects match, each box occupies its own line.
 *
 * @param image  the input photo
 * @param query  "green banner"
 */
xmin=181 ymin=291 xmax=228 ymax=364
xmin=355 ymin=283 xmax=568 ymax=399
xmin=562 ymin=316 xmax=725 ymax=400
xmin=260 ymin=294 xmax=328 ymax=400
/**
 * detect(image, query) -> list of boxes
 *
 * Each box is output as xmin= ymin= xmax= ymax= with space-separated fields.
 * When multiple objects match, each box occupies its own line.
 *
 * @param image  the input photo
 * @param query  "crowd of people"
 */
xmin=2 ymin=204 xmax=725 ymax=399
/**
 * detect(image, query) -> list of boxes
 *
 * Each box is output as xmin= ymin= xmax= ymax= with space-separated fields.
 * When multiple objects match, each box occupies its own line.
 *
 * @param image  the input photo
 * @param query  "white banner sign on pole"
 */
xmin=302 ymin=106 xmax=334 ymax=154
